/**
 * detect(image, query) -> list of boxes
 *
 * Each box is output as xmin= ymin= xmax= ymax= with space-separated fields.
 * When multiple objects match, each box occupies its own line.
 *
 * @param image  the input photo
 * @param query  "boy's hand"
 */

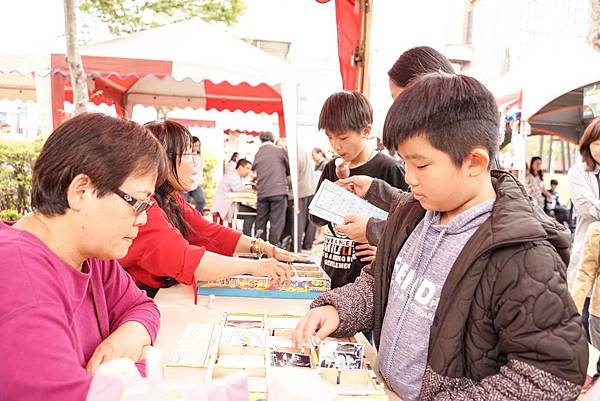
xmin=336 ymin=215 xmax=369 ymax=243
xmin=355 ymin=243 xmax=377 ymax=262
xmin=336 ymin=175 xmax=374 ymax=197
xmin=292 ymin=306 xmax=340 ymax=349
xmin=86 ymin=321 xmax=151 ymax=374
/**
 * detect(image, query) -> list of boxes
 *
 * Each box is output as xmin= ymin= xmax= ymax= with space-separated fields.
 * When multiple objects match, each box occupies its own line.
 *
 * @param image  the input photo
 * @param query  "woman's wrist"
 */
xmin=250 ymin=238 xmax=273 ymax=257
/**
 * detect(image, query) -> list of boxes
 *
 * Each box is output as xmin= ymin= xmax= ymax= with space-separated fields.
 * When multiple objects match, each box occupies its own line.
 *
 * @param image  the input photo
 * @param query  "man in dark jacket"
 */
xmin=252 ymin=131 xmax=290 ymax=247
xmin=292 ymin=73 xmax=588 ymax=400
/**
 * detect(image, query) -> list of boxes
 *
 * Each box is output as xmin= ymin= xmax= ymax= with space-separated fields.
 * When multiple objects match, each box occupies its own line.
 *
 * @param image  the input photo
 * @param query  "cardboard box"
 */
xmin=204 ymin=313 xmax=388 ymax=401
xmin=197 ymin=263 xmax=331 ymax=299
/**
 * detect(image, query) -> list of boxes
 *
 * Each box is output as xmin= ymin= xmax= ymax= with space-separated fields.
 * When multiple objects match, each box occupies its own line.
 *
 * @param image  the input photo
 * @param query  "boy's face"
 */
xmin=398 ymin=135 xmax=477 ymax=213
xmin=326 ymin=128 xmax=369 ymax=162
xmin=551 ymin=183 xmax=558 ymax=191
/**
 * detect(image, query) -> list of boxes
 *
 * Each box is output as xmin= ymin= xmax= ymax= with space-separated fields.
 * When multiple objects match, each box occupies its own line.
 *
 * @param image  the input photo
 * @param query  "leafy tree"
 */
xmin=0 ymin=140 xmax=44 ymax=217
xmin=201 ymin=151 xmax=218 ymax=208
xmin=79 ymin=0 xmax=246 ymax=36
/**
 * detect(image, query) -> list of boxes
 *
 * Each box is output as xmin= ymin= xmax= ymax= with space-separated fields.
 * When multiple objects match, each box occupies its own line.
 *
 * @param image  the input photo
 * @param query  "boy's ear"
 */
xmin=361 ymin=125 xmax=372 ymax=138
xmin=466 ymin=147 xmax=490 ymax=176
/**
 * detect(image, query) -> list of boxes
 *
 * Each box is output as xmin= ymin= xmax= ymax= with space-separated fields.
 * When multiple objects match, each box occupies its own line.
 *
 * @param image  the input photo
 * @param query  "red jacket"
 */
xmin=119 ymin=192 xmax=242 ymax=288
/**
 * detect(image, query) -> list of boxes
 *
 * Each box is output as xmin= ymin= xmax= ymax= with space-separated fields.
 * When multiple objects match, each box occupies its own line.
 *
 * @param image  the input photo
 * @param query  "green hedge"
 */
xmin=0 ymin=141 xmax=219 ymax=220
xmin=202 ymin=151 xmax=217 ymax=208
xmin=0 ymin=140 xmax=43 ymax=220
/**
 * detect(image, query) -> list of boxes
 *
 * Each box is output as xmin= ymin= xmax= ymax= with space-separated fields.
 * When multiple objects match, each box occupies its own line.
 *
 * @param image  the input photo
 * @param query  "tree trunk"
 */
xmin=63 ymin=0 xmax=89 ymax=115
xmin=589 ymin=0 xmax=600 ymax=52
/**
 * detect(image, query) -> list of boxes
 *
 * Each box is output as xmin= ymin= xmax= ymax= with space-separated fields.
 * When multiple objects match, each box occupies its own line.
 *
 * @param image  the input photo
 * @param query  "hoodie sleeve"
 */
xmin=364 ymin=178 xmax=409 ymax=212
xmin=310 ymin=269 xmax=375 ymax=337
xmin=365 ymin=218 xmax=385 ymax=246
xmin=426 ymin=359 xmax=581 ymax=401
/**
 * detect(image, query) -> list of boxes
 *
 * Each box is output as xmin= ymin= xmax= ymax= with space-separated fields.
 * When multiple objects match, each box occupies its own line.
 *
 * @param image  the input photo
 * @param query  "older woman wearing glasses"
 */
xmin=119 ymin=120 xmax=304 ymax=298
xmin=0 ymin=113 xmax=166 ymax=401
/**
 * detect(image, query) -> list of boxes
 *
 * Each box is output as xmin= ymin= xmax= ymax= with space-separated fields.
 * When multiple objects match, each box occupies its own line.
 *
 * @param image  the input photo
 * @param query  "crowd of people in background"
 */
xmin=4 ymin=45 xmax=600 ymax=401
xmin=170 ymin=51 xmax=600 ymax=399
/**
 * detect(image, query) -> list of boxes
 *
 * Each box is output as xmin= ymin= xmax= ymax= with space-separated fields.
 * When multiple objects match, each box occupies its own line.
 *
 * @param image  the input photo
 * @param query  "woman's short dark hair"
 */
xmin=230 ymin=152 xmax=239 ymax=161
xmin=144 ymin=119 xmax=194 ymax=237
xmin=31 ymin=113 xmax=166 ymax=216
xmin=318 ymin=91 xmax=373 ymax=133
xmin=383 ymin=73 xmax=499 ymax=169
xmin=388 ymin=46 xmax=455 ymax=88
xmin=580 ymin=117 xmax=600 ymax=171
xmin=529 ymin=156 xmax=543 ymax=180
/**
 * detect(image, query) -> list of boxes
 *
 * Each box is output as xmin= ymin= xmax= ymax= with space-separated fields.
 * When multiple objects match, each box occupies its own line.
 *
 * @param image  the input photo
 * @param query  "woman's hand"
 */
xmin=86 ymin=321 xmax=151 ymax=374
xmin=336 ymin=175 xmax=374 ymax=198
xmin=250 ymin=258 xmax=292 ymax=287
xmin=355 ymin=243 xmax=377 ymax=263
xmin=336 ymin=215 xmax=369 ymax=243
xmin=266 ymin=245 xmax=310 ymax=263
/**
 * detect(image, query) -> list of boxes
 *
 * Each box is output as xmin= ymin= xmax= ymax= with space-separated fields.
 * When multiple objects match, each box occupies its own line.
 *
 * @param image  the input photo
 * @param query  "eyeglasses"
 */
xmin=114 ymin=188 xmax=154 ymax=216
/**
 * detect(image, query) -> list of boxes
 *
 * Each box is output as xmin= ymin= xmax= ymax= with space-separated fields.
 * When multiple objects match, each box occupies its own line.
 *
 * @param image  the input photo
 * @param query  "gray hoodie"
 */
xmin=378 ymin=199 xmax=495 ymax=401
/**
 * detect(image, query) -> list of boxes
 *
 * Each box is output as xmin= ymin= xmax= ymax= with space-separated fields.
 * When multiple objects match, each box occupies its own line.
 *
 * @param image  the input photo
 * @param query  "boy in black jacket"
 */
xmin=311 ymin=91 xmax=408 ymax=289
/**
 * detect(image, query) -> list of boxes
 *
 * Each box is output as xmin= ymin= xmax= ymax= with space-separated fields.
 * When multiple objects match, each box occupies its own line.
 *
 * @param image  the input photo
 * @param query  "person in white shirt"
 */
xmin=212 ymin=159 xmax=254 ymax=229
xmin=183 ymin=136 xmax=205 ymax=212
xmin=225 ymin=152 xmax=240 ymax=174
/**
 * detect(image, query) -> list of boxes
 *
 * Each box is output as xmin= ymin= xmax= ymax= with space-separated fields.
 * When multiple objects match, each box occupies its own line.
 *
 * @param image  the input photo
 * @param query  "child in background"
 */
xmin=311 ymin=91 xmax=408 ymax=290
xmin=544 ymin=178 xmax=570 ymax=225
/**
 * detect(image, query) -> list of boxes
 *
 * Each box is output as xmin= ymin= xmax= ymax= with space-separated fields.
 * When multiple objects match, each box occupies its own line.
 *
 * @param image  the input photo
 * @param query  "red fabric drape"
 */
xmin=335 ymin=0 xmax=360 ymax=91
xmin=315 ymin=0 xmax=361 ymax=91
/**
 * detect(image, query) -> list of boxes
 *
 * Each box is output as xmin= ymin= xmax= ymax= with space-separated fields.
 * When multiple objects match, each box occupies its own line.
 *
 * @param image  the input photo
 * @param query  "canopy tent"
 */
xmin=0 ymin=19 xmax=296 ymax=136
xmin=224 ymin=129 xmax=265 ymax=137
xmin=55 ymin=18 xmax=295 ymax=138
xmin=0 ymin=18 xmax=303 ymax=249
xmin=315 ymin=0 xmax=372 ymax=94
xmin=488 ymin=43 xmax=600 ymax=144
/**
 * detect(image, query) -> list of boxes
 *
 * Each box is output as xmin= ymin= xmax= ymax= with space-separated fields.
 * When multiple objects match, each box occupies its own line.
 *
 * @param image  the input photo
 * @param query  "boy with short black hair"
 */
xmin=312 ymin=91 xmax=408 ymax=289
xmin=294 ymin=74 xmax=587 ymax=400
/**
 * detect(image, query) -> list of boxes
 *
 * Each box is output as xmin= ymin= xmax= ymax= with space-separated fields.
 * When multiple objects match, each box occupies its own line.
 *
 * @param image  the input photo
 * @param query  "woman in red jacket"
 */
xmin=120 ymin=120 xmax=301 ymax=297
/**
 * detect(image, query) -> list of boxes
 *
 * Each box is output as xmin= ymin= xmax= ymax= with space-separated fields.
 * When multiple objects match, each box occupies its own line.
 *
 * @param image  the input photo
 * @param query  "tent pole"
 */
xmin=517 ymin=121 xmax=529 ymax=183
xmin=548 ymin=137 xmax=554 ymax=173
xmin=560 ymin=139 xmax=566 ymax=173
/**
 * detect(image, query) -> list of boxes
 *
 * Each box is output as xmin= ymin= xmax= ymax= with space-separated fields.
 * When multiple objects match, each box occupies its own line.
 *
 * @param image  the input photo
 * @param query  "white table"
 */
xmin=226 ymin=192 xmax=257 ymax=231
xmin=154 ymin=284 xmax=401 ymax=400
